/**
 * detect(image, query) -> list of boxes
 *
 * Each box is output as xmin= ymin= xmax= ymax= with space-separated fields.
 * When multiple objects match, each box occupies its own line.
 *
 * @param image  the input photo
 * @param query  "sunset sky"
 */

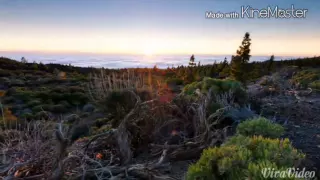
xmin=0 ymin=0 xmax=319 ymax=56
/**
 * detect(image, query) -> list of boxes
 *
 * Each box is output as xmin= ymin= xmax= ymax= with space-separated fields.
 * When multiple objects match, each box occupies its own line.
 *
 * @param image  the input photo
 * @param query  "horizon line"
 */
xmin=0 ymin=50 xmax=318 ymax=57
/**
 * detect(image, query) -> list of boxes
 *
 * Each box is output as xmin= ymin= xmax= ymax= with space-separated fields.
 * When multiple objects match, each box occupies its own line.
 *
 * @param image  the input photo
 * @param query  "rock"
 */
xmin=82 ymin=104 xmax=95 ymax=113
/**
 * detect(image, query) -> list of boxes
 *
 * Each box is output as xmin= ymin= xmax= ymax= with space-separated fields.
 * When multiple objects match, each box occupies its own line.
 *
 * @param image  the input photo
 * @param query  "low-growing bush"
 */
xmin=2 ymin=96 xmax=15 ymax=104
xmin=32 ymin=104 xmax=52 ymax=113
xmin=236 ymin=117 xmax=284 ymax=138
xmin=0 ymin=77 xmax=11 ymax=85
xmin=94 ymin=118 xmax=110 ymax=128
xmin=20 ymin=112 xmax=34 ymax=120
xmin=59 ymin=100 xmax=72 ymax=109
xmin=13 ymin=91 xmax=34 ymax=102
xmin=99 ymin=90 xmax=151 ymax=123
xmin=0 ymin=69 xmax=13 ymax=77
xmin=101 ymin=90 xmax=136 ymax=121
xmin=292 ymin=69 xmax=320 ymax=88
xmin=10 ymin=79 xmax=25 ymax=86
xmin=34 ymin=111 xmax=52 ymax=120
xmin=34 ymin=91 xmax=88 ymax=106
xmin=183 ymin=77 xmax=247 ymax=105
xmin=26 ymin=99 xmax=42 ymax=107
xmin=310 ymin=80 xmax=320 ymax=90
xmin=50 ymin=104 xmax=69 ymax=114
xmin=5 ymin=87 xmax=16 ymax=96
xmin=166 ymin=77 xmax=184 ymax=86
xmin=187 ymin=135 xmax=305 ymax=180
xmin=70 ymin=124 xmax=90 ymax=142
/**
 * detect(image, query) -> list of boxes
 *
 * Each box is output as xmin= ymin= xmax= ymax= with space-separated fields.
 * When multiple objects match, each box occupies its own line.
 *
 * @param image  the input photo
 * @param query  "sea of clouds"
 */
xmin=0 ymin=52 xmax=303 ymax=69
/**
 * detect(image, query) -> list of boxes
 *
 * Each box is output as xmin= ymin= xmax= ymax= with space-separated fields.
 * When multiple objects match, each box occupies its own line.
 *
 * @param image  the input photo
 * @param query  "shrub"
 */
xmin=59 ymin=100 xmax=72 ymax=109
xmin=0 ymin=69 xmax=13 ymax=77
xmin=26 ymin=99 xmax=42 ymax=107
xmin=20 ymin=112 xmax=34 ymax=120
xmin=32 ymin=104 xmax=52 ymax=113
xmin=100 ymin=90 xmax=137 ymax=118
xmin=13 ymin=91 xmax=34 ymax=102
xmin=70 ymin=124 xmax=90 ymax=142
xmin=166 ymin=77 xmax=184 ymax=86
xmin=10 ymin=79 xmax=25 ymax=86
xmin=2 ymin=96 xmax=15 ymax=104
xmin=5 ymin=87 xmax=16 ymax=96
xmin=236 ymin=117 xmax=284 ymax=138
xmin=62 ymin=92 xmax=88 ymax=106
xmin=50 ymin=86 xmax=67 ymax=93
xmin=94 ymin=118 xmax=110 ymax=128
xmin=34 ymin=111 xmax=51 ymax=120
xmin=183 ymin=77 xmax=247 ymax=104
xmin=50 ymin=104 xmax=69 ymax=114
xmin=310 ymin=80 xmax=320 ymax=90
xmin=69 ymin=86 xmax=85 ymax=93
xmin=292 ymin=69 xmax=320 ymax=88
xmin=187 ymin=136 xmax=305 ymax=180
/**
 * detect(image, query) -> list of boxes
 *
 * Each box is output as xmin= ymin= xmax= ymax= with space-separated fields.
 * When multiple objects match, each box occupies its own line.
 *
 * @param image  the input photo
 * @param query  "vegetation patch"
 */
xmin=236 ymin=117 xmax=284 ymax=138
xmin=187 ymin=135 xmax=305 ymax=180
xmin=292 ymin=69 xmax=320 ymax=88
xmin=183 ymin=77 xmax=247 ymax=104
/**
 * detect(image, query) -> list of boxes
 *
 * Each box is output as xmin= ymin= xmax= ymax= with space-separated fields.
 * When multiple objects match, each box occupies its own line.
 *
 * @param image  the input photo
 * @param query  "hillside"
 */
xmin=0 ymin=57 xmax=320 ymax=179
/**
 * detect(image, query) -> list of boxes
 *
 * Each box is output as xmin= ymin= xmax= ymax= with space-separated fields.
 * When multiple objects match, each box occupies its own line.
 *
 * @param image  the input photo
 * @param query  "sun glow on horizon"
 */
xmin=0 ymin=32 xmax=319 ymax=57
xmin=142 ymin=48 xmax=154 ymax=56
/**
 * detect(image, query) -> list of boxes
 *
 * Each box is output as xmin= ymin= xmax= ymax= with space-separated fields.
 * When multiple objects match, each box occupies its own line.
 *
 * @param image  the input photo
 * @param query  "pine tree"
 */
xmin=21 ymin=57 xmax=27 ymax=63
xmin=189 ymin=54 xmax=196 ymax=67
xmin=267 ymin=55 xmax=274 ymax=73
xmin=230 ymin=32 xmax=251 ymax=84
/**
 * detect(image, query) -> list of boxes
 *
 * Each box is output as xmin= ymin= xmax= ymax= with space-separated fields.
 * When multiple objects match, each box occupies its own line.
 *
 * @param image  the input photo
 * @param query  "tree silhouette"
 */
xmin=21 ymin=57 xmax=27 ymax=63
xmin=230 ymin=32 xmax=251 ymax=84
xmin=189 ymin=54 xmax=196 ymax=67
xmin=267 ymin=55 xmax=274 ymax=73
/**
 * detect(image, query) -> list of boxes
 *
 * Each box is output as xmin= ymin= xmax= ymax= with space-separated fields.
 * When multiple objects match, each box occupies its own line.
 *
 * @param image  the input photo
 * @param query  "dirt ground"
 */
xmin=248 ymin=82 xmax=320 ymax=178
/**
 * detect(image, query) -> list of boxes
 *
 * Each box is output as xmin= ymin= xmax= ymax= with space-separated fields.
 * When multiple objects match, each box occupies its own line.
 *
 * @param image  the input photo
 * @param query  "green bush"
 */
xmin=13 ymin=91 xmax=34 ymax=102
xmin=26 ymin=99 xmax=42 ymax=107
xmin=187 ymin=136 xmax=305 ymax=180
xmin=236 ymin=117 xmax=284 ymax=138
xmin=32 ymin=104 xmax=52 ymax=113
xmin=292 ymin=69 xmax=320 ymax=88
xmin=2 ymin=96 xmax=15 ymax=104
xmin=0 ymin=77 xmax=10 ymax=85
xmin=50 ymin=104 xmax=69 ymax=114
xmin=62 ymin=92 xmax=88 ymax=106
xmin=20 ymin=112 xmax=34 ymax=120
xmin=166 ymin=77 xmax=184 ymax=86
xmin=59 ymin=100 xmax=72 ymax=108
xmin=310 ymin=80 xmax=320 ymax=90
xmin=10 ymin=79 xmax=25 ymax=86
xmin=100 ymin=91 xmax=136 ymax=124
xmin=183 ymin=77 xmax=247 ymax=104
xmin=34 ymin=111 xmax=51 ymax=120
xmin=34 ymin=91 xmax=88 ymax=106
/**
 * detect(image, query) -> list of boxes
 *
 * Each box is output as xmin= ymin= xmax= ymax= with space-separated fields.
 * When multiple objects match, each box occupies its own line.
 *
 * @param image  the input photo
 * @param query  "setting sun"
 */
xmin=143 ymin=48 xmax=154 ymax=56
